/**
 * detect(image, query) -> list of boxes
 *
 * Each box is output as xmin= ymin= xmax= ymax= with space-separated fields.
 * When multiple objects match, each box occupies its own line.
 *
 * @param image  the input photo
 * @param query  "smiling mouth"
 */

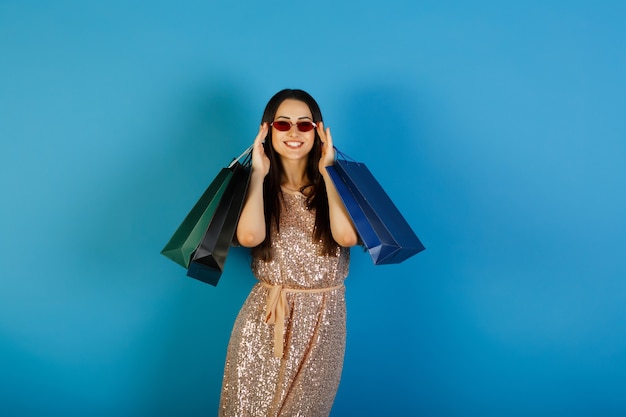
xmin=284 ymin=141 xmax=304 ymax=149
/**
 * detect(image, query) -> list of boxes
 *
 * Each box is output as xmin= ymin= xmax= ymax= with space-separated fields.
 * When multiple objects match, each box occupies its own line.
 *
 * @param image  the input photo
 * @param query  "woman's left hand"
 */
xmin=316 ymin=121 xmax=359 ymax=247
xmin=317 ymin=121 xmax=335 ymax=172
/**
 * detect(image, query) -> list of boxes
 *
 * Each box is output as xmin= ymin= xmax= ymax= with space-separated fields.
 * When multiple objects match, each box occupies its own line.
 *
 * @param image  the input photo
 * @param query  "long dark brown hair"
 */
xmin=252 ymin=89 xmax=338 ymax=261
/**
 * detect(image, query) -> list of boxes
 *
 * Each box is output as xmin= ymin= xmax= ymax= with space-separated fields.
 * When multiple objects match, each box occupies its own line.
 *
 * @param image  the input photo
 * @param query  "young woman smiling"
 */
xmin=218 ymin=89 xmax=358 ymax=416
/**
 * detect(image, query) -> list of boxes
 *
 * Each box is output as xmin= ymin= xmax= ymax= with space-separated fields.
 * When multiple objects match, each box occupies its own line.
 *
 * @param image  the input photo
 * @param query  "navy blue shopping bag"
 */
xmin=326 ymin=152 xmax=424 ymax=264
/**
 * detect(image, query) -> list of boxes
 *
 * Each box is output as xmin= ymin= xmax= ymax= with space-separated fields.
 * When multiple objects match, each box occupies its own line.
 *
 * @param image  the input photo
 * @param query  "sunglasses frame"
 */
xmin=270 ymin=120 xmax=317 ymax=132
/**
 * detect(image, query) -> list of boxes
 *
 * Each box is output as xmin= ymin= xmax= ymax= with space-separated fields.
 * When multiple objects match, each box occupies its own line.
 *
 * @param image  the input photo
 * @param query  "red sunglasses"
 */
xmin=270 ymin=120 xmax=317 ymax=132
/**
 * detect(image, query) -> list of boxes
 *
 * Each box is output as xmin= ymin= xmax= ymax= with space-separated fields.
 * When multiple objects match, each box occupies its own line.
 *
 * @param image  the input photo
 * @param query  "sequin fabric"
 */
xmin=219 ymin=189 xmax=350 ymax=417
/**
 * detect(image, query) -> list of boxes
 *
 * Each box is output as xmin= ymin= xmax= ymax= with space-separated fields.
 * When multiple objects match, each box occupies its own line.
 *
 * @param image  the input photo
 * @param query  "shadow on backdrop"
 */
xmin=331 ymin=83 xmax=442 ymax=416
xmin=69 ymin=78 xmax=259 ymax=415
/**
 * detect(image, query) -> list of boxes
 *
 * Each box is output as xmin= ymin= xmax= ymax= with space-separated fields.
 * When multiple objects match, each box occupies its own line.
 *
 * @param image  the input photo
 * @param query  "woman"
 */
xmin=219 ymin=89 xmax=358 ymax=416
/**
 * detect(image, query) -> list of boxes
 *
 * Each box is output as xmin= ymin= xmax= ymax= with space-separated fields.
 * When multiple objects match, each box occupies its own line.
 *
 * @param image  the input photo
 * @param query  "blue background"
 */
xmin=1 ymin=1 xmax=625 ymax=416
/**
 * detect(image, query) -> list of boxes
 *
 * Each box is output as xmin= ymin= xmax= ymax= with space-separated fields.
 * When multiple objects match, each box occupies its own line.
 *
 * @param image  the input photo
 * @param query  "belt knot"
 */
xmin=261 ymin=282 xmax=344 ymax=358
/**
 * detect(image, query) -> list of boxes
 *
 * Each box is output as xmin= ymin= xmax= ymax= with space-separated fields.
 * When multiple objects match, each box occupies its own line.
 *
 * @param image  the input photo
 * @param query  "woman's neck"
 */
xmin=280 ymin=160 xmax=309 ymax=191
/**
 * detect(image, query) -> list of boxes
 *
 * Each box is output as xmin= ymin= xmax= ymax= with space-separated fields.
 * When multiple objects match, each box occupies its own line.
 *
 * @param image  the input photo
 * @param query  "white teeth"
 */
xmin=285 ymin=142 xmax=303 ymax=148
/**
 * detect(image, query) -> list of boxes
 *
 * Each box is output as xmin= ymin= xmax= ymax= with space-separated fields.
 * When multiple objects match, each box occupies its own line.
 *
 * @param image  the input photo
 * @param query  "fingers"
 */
xmin=255 ymin=122 xmax=269 ymax=146
xmin=317 ymin=121 xmax=327 ymax=144
xmin=317 ymin=122 xmax=333 ymax=151
xmin=324 ymin=126 xmax=333 ymax=149
xmin=317 ymin=122 xmax=332 ymax=144
xmin=253 ymin=123 xmax=268 ymax=155
xmin=251 ymin=123 xmax=270 ymax=175
xmin=316 ymin=122 xmax=336 ymax=168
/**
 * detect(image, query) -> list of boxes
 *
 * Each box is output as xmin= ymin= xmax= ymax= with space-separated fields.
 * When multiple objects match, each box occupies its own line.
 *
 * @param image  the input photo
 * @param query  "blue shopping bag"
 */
xmin=326 ymin=152 xmax=424 ymax=264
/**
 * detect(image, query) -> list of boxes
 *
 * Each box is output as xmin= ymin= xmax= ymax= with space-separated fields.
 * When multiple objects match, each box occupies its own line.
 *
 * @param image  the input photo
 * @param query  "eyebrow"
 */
xmin=275 ymin=115 xmax=313 ymax=121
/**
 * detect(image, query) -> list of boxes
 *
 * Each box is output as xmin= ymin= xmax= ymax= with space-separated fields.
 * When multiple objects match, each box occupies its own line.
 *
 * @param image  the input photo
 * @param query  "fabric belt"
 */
xmin=260 ymin=282 xmax=345 ymax=358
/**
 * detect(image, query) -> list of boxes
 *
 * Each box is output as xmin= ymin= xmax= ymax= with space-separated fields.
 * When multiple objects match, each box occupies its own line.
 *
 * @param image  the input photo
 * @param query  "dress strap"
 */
xmin=260 ymin=282 xmax=344 ymax=358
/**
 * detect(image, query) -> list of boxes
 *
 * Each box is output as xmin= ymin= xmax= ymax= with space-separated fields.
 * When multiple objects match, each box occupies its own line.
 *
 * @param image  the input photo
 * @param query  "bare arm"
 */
xmin=317 ymin=122 xmax=359 ymax=247
xmin=236 ymin=123 xmax=270 ymax=247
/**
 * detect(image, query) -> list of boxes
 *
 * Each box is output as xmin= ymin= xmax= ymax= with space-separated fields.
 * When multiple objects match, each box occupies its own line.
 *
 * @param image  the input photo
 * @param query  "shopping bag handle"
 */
xmin=229 ymin=144 xmax=253 ymax=168
xmin=333 ymin=146 xmax=360 ymax=164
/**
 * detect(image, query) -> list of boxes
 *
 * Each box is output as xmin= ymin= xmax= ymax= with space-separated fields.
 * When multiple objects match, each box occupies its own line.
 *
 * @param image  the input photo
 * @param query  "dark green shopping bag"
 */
xmin=160 ymin=168 xmax=233 ymax=268
xmin=161 ymin=146 xmax=252 ymax=268
xmin=186 ymin=160 xmax=251 ymax=286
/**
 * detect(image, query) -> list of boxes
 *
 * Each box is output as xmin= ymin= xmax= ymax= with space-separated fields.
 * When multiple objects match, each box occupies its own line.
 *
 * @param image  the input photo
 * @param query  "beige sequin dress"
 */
xmin=219 ymin=188 xmax=350 ymax=417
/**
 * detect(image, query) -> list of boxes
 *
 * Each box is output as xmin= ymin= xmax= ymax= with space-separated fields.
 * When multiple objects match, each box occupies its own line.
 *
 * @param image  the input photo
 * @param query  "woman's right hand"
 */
xmin=237 ymin=123 xmax=270 ymax=247
xmin=252 ymin=122 xmax=270 ymax=177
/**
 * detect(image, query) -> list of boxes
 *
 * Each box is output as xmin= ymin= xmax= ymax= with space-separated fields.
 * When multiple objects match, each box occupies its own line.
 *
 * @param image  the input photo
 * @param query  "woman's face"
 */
xmin=271 ymin=99 xmax=316 ymax=162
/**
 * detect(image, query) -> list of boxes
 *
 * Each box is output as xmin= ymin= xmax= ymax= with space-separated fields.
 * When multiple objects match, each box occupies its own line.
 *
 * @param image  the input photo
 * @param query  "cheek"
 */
xmin=304 ymin=134 xmax=317 ymax=151
xmin=306 ymin=131 xmax=317 ymax=143
xmin=271 ymin=133 xmax=282 ymax=149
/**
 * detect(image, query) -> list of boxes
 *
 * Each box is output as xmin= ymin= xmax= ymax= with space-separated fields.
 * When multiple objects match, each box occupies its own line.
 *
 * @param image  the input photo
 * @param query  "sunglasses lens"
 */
xmin=272 ymin=121 xmax=316 ymax=132
xmin=272 ymin=121 xmax=291 ymax=131
xmin=297 ymin=122 xmax=315 ymax=132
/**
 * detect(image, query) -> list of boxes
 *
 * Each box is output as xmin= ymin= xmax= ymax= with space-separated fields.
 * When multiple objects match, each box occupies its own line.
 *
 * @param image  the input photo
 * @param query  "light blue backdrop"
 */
xmin=1 ymin=1 xmax=625 ymax=416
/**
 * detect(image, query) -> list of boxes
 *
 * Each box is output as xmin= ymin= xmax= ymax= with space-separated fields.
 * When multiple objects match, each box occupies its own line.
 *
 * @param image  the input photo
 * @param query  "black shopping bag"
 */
xmin=187 ymin=159 xmax=251 ymax=285
xmin=326 ymin=152 xmax=424 ymax=264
